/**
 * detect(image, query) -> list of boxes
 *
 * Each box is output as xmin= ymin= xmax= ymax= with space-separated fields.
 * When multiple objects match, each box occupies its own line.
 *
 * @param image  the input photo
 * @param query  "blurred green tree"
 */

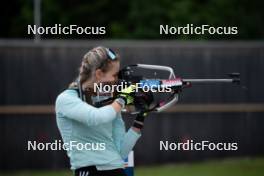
xmin=0 ymin=0 xmax=263 ymax=39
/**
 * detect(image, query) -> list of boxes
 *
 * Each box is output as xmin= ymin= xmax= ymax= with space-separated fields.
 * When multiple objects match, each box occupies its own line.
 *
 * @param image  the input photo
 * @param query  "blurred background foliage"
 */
xmin=0 ymin=0 xmax=263 ymax=39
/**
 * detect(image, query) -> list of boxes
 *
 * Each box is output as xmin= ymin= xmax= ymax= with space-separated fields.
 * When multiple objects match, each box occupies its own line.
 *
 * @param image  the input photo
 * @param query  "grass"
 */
xmin=135 ymin=157 xmax=264 ymax=176
xmin=1 ymin=157 xmax=264 ymax=176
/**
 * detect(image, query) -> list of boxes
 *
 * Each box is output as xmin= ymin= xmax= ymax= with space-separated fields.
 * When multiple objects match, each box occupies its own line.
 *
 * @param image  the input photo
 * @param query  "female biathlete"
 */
xmin=55 ymin=46 xmax=150 ymax=176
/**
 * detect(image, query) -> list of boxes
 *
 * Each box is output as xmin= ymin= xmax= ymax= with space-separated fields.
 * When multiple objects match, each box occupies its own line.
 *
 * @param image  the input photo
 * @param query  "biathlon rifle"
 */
xmin=117 ymin=64 xmax=240 ymax=114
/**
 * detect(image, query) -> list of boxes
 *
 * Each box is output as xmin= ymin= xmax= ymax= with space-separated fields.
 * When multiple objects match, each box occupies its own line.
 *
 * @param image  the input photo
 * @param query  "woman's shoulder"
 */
xmin=55 ymin=89 xmax=79 ymax=106
xmin=58 ymin=88 xmax=78 ymax=98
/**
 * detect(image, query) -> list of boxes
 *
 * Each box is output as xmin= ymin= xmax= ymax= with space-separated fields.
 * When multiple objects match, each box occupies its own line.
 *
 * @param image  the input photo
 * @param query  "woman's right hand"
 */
xmin=112 ymin=85 xmax=137 ymax=112
xmin=116 ymin=84 xmax=137 ymax=105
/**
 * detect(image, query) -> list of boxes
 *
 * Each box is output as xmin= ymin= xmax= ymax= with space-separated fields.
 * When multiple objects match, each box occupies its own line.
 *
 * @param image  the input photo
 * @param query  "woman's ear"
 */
xmin=95 ymin=69 xmax=104 ymax=82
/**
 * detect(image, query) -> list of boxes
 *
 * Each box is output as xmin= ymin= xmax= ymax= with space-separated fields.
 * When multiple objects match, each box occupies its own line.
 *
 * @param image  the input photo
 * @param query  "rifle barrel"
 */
xmin=182 ymin=79 xmax=236 ymax=84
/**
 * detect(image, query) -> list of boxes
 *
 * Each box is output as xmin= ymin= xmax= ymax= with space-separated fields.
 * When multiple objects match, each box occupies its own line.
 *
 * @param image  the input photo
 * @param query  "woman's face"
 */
xmin=96 ymin=61 xmax=120 ymax=84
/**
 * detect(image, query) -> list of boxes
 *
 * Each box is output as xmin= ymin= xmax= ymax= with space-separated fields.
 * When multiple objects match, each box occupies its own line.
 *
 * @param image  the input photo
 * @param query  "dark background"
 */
xmin=0 ymin=40 xmax=263 ymax=170
xmin=0 ymin=0 xmax=264 ymax=39
xmin=1 ymin=0 xmax=264 ymax=172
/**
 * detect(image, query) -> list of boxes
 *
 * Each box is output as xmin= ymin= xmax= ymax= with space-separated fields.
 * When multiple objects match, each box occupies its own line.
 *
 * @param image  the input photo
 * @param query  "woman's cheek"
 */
xmin=104 ymin=75 xmax=114 ymax=82
xmin=110 ymin=76 xmax=116 ymax=82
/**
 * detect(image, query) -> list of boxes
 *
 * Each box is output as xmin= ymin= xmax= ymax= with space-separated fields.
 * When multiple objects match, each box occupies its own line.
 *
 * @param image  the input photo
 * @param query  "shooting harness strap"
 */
xmin=68 ymin=82 xmax=114 ymax=108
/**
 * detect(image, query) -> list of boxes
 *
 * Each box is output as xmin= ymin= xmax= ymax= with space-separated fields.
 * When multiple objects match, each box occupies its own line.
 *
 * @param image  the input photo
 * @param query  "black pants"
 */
xmin=74 ymin=166 xmax=127 ymax=176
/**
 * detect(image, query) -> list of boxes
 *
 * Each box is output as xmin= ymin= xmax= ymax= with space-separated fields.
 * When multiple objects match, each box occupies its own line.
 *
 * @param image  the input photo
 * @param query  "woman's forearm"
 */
xmin=112 ymin=102 xmax=141 ymax=133
xmin=111 ymin=101 xmax=123 ymax=112
xmin=131 ymin=127 xmax=141 ymax=133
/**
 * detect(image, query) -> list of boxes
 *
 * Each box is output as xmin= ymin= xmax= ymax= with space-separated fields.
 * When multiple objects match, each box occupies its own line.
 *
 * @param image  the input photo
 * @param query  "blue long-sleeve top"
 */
xmin=55 ymin=89 xmax=141 ymax=170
